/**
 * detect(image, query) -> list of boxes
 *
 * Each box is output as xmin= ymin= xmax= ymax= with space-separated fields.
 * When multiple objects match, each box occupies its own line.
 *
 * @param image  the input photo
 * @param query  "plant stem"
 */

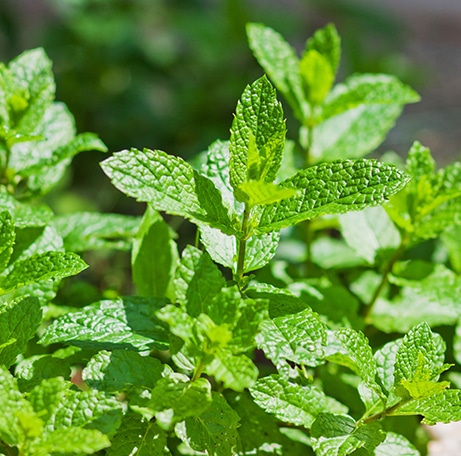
xmin=364 ymin=233 xmax=410 ymax=321
xmin=361 ymin=399 xmax=410 ymax=425
xmin=235 ymin=203 xmax=251 ymax=288
xmin=192 ymin=359 xmax=206 ymax=382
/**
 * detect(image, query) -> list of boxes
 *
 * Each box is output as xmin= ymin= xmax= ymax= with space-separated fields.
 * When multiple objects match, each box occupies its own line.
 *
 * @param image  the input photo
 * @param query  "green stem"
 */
xmin=235 ymin=203 xmax=251 ymax=288
xmin=364 ymin=233 xmax=410 ymax=321
xmin=192 ymin=358 xmax=206 ymax=382
xmin=361 ymin=399 xmax=410 ymax=425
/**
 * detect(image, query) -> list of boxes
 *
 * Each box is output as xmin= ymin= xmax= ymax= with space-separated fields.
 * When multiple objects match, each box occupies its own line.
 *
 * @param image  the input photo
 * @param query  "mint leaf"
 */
xmin=374 ymin=432 xmax=420 ymax=456
xmin=148 ymin=374 xmax=212 ymax=429
xmin=441 ymin=226 xmax=461 ymax=273
xmin=82 ymin=350 xmax=164 ymax=392
xmin=175 ymin=392 xmax=240 ymax=456
xmin=256 ymin=307 xmax=327 ymax=369
xmin=305 ymin=23 xmax=341 ymax=79
xmin=255 ymin=159 xmax=409 ymax=234
xmin=0 ymin=296 xmax=41 ymax=368
xmin=0 ymin=211 xmax=14 ymax=270
xmin=0 ymin=251 xmax=87 ymax=294
xmin=310 ymin=413 xmax=385 ymax=456
xmin=246 ymin=23 xmax=306 ymax=120
xmin=0 ymin=193 xmax=53 ymax=228
xmin=229 ymin=76 xmax=285 ymax=191
xmin=108 ymin=413 xmax=171 ymax=455
xmin=339 ymin=206 xmax=401 ymax=264
xmin=250 ymin=375 xmax=347 ymax=427
xmin=236 ymin=180 xmax=298 ymax=206
xmin=39 ymin=297 xmax=170 ymax=351
xmin=132 ymin=207 xmax=178 ymax=298
xmin=396 ymin=390 xmax=461 ymax=424
xmin=101 ymin=148 xmax=237 ymax=235
xmin=54 ymin=211 xmax=140 ymax=252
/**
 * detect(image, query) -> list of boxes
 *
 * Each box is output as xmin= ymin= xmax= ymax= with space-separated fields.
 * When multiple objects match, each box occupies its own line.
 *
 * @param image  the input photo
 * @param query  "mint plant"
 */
xmin=1 ymin=24 xmax=461 ymax=456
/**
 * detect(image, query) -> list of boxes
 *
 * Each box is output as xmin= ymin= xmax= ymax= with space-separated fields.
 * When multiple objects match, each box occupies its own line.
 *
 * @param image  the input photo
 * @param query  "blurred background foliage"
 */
xmin=0 ymin=0 xmax=422 ymax=216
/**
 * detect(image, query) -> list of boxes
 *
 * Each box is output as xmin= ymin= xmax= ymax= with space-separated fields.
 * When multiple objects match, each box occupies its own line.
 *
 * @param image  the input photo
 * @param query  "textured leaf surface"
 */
xmin=149 ymin=374 xmax=212 ymax=429
xmin=300 ymin=50 xmax=334 ymax=105
xmin=175 ymin=392 xmax=240 ymax=456
xmin=310 ymin=414 xmax=385 ymax=456
xmin=107 ymin=413 xmax=171 ymax=455
xmin=0 ymin=193 xmax=53 ymax=228
xmin=82 ymin=350 xmax=164 ymax=392
xmin=0 ymin=251 xmax=87 ymax=294
xmin=237 ymin=180 xmax=297 ymax=206
xmin=132 ymin=207 xmax=178 ymax=298
xmin=255 ymin=159 xmax=408 ymax=233
xmin=250 ymin=375 xmax=347 ymax=427
xmin=0 ymin=296 xmax=41 ymax=368
xmin=374 ymin=432 xmax=419 ymax=456
xmin=256 ymin=307 xmax=327 ymax=368
xmin=0 ymin=211 xmax=14 ymax=271
xmin=230 ymin=76 xmax=285 ymax=190
xmin=39 ymin=297 xmax=170 ymax=351
xmin=246 ymin=23 xmax=305 ymax=119
xmin=54 ymin=211 xmax=140 ymax=252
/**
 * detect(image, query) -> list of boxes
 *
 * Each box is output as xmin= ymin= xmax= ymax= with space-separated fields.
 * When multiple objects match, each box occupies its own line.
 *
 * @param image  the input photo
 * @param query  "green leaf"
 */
xmin=107 ymin=413 xmax=171 ymax=455
xmin=199 ymin=224 xmax=280 ymax=273
xmin=339 ymin=206 xmax=401 ymax=264
xmin=148 ymin=374 xmax=212 ymax=429
xmin=300 ymin=50 xmax=335 ymax=106
xmin=0 ymin=251 xmax=88 ymax=294
xmin=132 ymin=207 xmax=178 ymax=298
xmin=31 ymin=427 xmax=110 ymax=455
xmin=374 ymin=432 xmax=420 ymax=456
xmin=0 ymin=296 xmax=41 ymax=368
xmin=0 ymin=193 xmax=53 ymax=228
xmin=82 ymin=350 xmax=165 ymax=392
xmin=0 ymin=211 xmax=14 ymax=271
xmin=229 ymin=76 xmax=286 ymax=191
xmin=54 ymin=211 xmax=141 ymax=252
xmin=236 ymin=180 xmax=298 ymax=206
xmin=0 ymin=365 xmax=36 ymax=446
xmin=101 ymin=148 xmax=237 ymax=235
xmin=175 ymin=392 xmax=240 ymax=456
xmin=250 ymin=375 xmax=347 ymax=427
xmin=246 ymin=23 xmax=306 ymax=120
xmin=173 ymin=245 xmax=225 ymax=317
xmin=310 ymin=413 xmax=385 ymax=456
xmin=305 ymin=23 xmax=341 ymax=79
xmin=256 ymin=307 xmax=327 ymax=369
xmin=255 ymin=159 xmax=409 ymax=234
xmin=39 ymin=296 xmax=170 ymax=351
xmin=441 ymin=226 xmax=461 ymax=273
xmin=396 ymin=390 xmax=461 ymax=424
xmin=28 ymin=377 xmax=123 ymax=436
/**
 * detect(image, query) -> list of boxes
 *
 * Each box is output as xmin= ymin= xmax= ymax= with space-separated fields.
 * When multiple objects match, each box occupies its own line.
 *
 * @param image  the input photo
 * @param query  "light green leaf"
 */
xmin=0 ymin=251 xmax=87 ymax=294
xmin=39 ymin=297 xmax=170 ymax=351
xmin=229 ymin=76 xmax=286 ymax=191
xmin=396 ymin=390 xmax=461 ymax=424
xmin=107 ymin=413 xmax=171 ymax=455
xmin=441 ymin=225 xmax=461 ymax=273
xmin=32 ymin=427 xmax=110 ymax=455
xmin=101 ymin=148 xmax=237 ymax=235
xmin=173 ymin=245 xmax=225 ymax=317
xmin=199 ymin=224 xmax=280 ymax=273
xmin=148 ymin=374 xmax=212 ymax=429
xmin=206 ymin=350 xmax=257 ymax=391
xmin=319 ymin=74 xmax=420 ymax=123
xmin=256 ymin=307 xmax=327 ymax=369
xmin=255 ymin=159 xmax=409 ymax=234
xmin=0 ymin=211 xmax=14 ymax=271
xmin=28 ymin=377 xmax=123 ymax=436
xmin=0 ymin=365 xmax=36 ymax=446
xmin=250 ymin=375 xmax=347 ymax=427
xmin=175 ymin=392 xmax=240 ymax=456
xmin=310 ymin=413 xmax=385 ymax=456
xmin=0 ymin=296 xmax=41 ymax=368
xmin=132 ymin=207 xmax=178 ymax=298
xmin=311 ymin=237 xmax=368 ymax=270
xmin=54 ymin=211 xmax=141 ymax=252
xmin=305 ymin=23 xmax=341 ymax=79
xmin=374 ymin=340 xmax=401 ymax=395
xmin=246 ymin=23 xmax=306 ymax=120
xmin=82 ymin=350 xmax=164 ymax=392
xmin=339 ymin=206 xmax=401 ymax=264
xmin=237 ymin=180 xmax=298 ymax=206
xmin=300 ymin=50 xmax=334 ymax=105
xmin=374 ymin=432 xmax=420 ymax=456
xmin=0 ymin=193 xmax=53 ymax=228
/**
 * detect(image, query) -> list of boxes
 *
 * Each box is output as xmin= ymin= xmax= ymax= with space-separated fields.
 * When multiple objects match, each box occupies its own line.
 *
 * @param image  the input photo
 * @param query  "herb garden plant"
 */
xmin=1 ymin=22 xmax=461 ymax=456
